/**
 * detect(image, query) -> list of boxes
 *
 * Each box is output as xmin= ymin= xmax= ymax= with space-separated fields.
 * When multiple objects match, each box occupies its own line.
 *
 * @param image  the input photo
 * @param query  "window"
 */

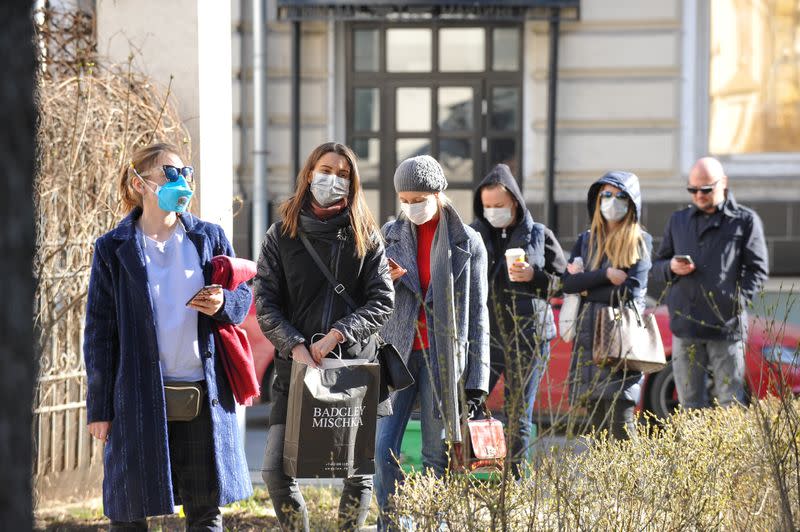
xmin=709 ymin=0 xmax=800 ymax=155
xmin=347 ymin=23 xmax=523 ymax=221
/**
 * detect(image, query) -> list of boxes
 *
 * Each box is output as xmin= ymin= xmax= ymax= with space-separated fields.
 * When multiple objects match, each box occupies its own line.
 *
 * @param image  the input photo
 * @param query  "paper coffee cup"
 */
xmin=505 ymin=248 xmax=526 ymax=269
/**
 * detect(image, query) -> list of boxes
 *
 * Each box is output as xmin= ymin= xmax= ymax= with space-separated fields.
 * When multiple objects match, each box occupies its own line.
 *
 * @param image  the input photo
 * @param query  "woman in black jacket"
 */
xmin=562 ymin=171 xmax=652 ymax=440
xmin=254 ymin=142 xmax=394 ymax=531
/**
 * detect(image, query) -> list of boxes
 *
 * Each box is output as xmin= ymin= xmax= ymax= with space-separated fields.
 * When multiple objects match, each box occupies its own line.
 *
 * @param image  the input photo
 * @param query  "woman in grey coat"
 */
xmin=562 ymin=171 xmax=652 ymax=440
xmin=374 ymin=155 xmax=489 ymax=529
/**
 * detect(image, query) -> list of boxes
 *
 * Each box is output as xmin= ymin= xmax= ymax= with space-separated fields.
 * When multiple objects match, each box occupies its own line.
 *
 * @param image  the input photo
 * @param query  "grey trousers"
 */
xmin=261 ymin=423 xmax=372 ymax=532
xmin=671 ymin=335 xmax=746 ymax=409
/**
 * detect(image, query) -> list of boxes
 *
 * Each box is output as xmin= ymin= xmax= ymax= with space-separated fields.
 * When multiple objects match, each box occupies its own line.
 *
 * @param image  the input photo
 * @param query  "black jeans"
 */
xmin=588 ymin=397 xmax=637 ymax=440
xmin=110 ymin=400 xmax=222 ymax=531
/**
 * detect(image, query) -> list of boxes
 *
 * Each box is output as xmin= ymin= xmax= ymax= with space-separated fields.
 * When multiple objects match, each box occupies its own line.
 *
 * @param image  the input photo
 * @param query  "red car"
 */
xmin=243 ymin=298 xmax=800 ymax=419
xmin=486 ymin=298 xmax=800 ymax=422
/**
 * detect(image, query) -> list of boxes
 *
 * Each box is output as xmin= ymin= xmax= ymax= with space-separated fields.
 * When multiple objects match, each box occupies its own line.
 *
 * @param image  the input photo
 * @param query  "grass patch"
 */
xmin=35 ymin=485 xmax=379 ymax=531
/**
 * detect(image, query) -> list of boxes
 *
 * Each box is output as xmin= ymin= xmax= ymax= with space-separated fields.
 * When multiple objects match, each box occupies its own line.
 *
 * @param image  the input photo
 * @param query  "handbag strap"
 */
xmin=299 ymin=232 xmax=359 ymax=310
xmin=609 ymin=288 xmax=643 ymax=327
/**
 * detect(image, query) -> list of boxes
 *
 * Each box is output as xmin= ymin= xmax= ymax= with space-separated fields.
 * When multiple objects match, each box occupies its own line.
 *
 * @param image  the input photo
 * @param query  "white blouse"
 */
xmin=138 ymin=220 xmax=205 ymax=382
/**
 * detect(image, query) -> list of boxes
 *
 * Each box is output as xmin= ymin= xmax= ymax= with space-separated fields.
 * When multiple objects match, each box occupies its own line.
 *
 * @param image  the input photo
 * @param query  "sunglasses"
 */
xmin=162 ymin=165 xmax=194 ymax=183
xmin=599 ymin=190 xmax=628 ymax=200
xmin=686 ymin=179 xmax=719 ymax=195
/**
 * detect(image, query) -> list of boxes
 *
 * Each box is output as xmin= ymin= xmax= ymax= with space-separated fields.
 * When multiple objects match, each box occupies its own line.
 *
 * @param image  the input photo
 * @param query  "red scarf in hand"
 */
xmin=211 ymin=255 xmax=260 ymax=406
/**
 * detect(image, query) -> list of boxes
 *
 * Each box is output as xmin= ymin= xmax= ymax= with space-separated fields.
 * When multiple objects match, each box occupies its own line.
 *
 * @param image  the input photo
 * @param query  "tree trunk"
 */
xmin=0 ymin=2 xmax=37 ymax=529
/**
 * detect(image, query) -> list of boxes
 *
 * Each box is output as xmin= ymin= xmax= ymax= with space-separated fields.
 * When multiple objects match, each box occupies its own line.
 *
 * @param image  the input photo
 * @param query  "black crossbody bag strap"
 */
xmin=299 ymin=232 xmax=359 ymax=310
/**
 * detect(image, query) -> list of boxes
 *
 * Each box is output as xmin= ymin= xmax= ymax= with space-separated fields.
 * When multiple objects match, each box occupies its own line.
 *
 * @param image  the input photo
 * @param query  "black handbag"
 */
xmin=299 ymin=233 xmax=414 ymax=393
xmin=376 ymin=338 xmax=414 ymax=392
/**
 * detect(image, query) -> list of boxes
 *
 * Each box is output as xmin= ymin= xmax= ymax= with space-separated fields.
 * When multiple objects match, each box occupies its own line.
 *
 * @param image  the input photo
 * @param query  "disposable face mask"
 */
xmin=310 ymin=172 xmax=350 ymax=207
xmin=484 ymin=207 xmax=513 ymax=229
xmin=401 ymin=195 xmax=438 ymax=225
xmin=600 ymin=197 xmax=629 ymax=222
xmin=139 ymin=175 xmax=193 ymax=213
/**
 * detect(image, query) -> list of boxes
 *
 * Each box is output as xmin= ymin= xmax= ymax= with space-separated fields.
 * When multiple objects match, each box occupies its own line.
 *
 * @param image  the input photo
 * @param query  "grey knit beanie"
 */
xmin=393 ymin=155 xmax=448 ymax=193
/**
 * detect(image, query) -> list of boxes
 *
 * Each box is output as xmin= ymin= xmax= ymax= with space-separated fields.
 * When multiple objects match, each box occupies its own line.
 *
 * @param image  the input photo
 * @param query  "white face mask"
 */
xmin=484 ymin=207 xmax=513 ymax=228
xmin=401 ymin=195 xmax=438 ymax=225
xmin=600 ymin=197 xmax=629 ymax=222
xmin=310 ymin=172 xmax=350 ymax=207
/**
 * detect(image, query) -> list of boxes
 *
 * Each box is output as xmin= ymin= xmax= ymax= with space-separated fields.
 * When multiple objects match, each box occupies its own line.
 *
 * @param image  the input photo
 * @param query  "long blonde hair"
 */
xmin=279 ymin=142 xmax=379 ymax=258
xmin=588 ymin=193 xmax=645 ymax=270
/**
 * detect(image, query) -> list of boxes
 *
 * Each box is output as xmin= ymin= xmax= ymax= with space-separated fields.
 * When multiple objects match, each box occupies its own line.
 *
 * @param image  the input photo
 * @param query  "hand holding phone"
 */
xmin=186 ymin=284 xmax=223 ymax=307
xmin=387 ymin=257 xmax=407 ymax=281
xmin=671 ymin=255 xmax=696 ymax=276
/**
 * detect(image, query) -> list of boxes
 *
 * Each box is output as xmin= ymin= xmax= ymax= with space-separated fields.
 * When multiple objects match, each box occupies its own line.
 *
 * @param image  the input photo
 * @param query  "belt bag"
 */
xmin=164 ymin=382 xmax=205 ymax=422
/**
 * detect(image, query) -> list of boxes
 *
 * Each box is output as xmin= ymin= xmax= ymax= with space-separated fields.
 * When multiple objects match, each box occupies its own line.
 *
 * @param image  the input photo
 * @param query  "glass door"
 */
xmin=347 ymin=23 xmax=522 ymax=222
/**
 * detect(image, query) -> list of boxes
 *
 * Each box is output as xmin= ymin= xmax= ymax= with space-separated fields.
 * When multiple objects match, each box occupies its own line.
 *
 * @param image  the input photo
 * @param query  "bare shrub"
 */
xmin=34 ymin=65 xmax=189 ymax=379
xmin=391 ymin=398 xmax=800 ymax=531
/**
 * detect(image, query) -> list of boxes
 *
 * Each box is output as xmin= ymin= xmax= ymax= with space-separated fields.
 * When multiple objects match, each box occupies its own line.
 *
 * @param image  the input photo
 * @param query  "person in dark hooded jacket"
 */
xmin=561 ymin=171 xmax=652 ymax=440
xmin=254 ymin=142 xmax=394 ymax=531
xmin=471 ymin=164 xmax=566 ymax=475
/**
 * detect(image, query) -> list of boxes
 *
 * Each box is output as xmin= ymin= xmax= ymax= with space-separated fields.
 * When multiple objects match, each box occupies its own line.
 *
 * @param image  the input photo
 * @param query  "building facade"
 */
xmin=231 ymin=0 xmax=800 ymax=275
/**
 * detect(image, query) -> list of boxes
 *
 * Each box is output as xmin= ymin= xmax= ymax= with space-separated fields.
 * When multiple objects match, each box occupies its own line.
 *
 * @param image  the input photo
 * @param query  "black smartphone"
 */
xmin=185 ymin=284 xmax=222 ymax=306
xmin=674 ymin=255 xmax=694 ymax=266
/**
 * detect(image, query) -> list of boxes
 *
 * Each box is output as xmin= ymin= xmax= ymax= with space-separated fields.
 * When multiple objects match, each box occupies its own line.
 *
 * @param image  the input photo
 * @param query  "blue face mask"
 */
xmin=153 ymin=177 xmax=193 ymax=213
xmin=135 ymin=170 xmax=194 ymax=213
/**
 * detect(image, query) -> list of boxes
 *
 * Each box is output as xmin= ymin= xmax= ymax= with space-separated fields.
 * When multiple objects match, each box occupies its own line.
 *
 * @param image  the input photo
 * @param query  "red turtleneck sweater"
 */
xmin=412 ymin=216 xmax=438 ymax=350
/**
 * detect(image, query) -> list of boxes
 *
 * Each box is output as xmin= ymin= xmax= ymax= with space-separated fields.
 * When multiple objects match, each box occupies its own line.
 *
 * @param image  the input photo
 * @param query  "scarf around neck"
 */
xmin=298 ymin=209 xmax=351 ymax=240
xmin=308 ymin=197 xmax=349 ymax=220
xmin=429 ymin=205 xmax=462 ymax=443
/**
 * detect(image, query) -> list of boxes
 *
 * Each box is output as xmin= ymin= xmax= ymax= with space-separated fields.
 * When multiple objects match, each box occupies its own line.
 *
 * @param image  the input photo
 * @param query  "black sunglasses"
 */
xmin=163 ymin=165 xmax=194 ymax=183
xmin=599 ymin=190 xmax=628 ymax=200
xmin=686 ymin=179 xmax=719 ymax=195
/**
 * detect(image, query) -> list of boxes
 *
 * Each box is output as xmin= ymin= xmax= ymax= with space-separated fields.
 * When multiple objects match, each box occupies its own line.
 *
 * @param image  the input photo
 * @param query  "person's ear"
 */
xmin=130 ymin=174 xmax=144 ymax=195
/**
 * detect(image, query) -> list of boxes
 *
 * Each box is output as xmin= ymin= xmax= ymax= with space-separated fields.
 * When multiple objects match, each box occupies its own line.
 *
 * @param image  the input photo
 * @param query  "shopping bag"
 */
xmin=283 ymin=356 xmax=380 ymax=478
xmin=559 ymin=294 xmax=581 ymax=342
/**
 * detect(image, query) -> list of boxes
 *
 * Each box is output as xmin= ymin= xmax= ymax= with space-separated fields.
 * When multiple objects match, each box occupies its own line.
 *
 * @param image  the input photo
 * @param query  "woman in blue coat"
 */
xmin=83 ymin=143 xmax=252 ymax=529
xmin=561 ymin=171 xmax=652 ymax=440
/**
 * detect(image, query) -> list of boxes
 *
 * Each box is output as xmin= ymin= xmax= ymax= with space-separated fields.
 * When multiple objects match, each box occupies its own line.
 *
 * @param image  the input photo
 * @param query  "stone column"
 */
xmin=96 ymin=0 xmax=234 ymax=235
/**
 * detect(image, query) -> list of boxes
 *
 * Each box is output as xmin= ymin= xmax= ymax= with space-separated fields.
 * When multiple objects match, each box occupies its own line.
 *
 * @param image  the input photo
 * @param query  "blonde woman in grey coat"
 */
xmin=373 ymin=155 xmax=489 ymax=530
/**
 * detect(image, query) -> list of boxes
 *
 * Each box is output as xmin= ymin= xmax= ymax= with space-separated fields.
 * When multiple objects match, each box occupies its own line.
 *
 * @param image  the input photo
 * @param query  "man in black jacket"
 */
xmin=652 ymin=157 xmax=768 ymax=409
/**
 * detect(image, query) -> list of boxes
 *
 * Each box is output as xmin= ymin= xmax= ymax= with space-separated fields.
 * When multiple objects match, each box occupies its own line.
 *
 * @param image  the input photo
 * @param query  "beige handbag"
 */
xmin=593 ymin=298 xmax=666 ymax=374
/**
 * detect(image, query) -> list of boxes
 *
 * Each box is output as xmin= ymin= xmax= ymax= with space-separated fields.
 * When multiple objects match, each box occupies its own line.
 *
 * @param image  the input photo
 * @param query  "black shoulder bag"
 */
xmin=298 ymin=232 xmax=414 ymax=392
